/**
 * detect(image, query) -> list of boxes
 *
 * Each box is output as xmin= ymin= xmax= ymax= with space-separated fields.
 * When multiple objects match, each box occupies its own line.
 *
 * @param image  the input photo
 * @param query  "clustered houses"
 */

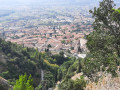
xmin=0 ymin=7 xmax=93 ymax=55
xmin=0 ymin=24 xmax=89 ymax=54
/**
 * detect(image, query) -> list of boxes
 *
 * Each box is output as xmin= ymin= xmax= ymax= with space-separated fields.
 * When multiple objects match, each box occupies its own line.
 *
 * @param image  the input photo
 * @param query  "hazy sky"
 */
xmin=0 ymin=0 xmax=118 ymax=7
xmin=0 ymin=0 xmax=100 ymax=5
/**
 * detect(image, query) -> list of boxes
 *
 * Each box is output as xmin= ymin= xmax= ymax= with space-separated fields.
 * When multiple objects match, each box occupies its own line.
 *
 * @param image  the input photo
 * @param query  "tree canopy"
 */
xmin=13 ymin=74 xmax=34 ymax=90
xmin=83 ymin=0 xmax=120 ymax=78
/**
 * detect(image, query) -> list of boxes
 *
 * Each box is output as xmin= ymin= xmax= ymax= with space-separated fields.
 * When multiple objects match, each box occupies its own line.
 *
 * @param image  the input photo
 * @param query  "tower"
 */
xmin=1 ymin=29 xmax=6 ymax=40
xmin=77 ymin=39 xmax=82 ymax=53
xmin=53 ymin=26 xmax=56 ymax=33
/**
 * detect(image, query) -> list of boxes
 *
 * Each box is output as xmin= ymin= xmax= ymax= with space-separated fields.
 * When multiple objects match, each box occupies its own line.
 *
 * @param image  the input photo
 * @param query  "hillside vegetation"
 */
xmin=58 ymin=0 xmax=120 ymax=90
xmin=0 ymin=38 xmax=78 ymax=89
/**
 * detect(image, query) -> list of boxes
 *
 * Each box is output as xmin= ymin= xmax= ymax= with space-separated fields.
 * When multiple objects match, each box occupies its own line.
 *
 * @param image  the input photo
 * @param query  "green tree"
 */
xmin=73 ymin=76 xmax=86 ymax=90
xmin=61 ymin=40 xmax=65 ymax=44
xmin=35 ymin=84 xmax=42 ymax=90
xmin=13 ymin=74 xmax=34 ymax=90
xmin=77 ymin=59 xmax=82 ymax=73
xmin=83 ymin=0 xmax=120 ymax=77
xmin=58 ymin=76 xmax=86 ymax=90
xmin=47 ymin=44 xmax=52 ymax=48
xmin=89 ymin=0 xmax=120 ymax=56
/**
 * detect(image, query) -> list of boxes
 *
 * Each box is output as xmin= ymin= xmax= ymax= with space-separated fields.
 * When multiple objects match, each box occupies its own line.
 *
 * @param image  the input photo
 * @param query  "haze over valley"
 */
xmin=0 ymin=0 xmax=120 ymax=90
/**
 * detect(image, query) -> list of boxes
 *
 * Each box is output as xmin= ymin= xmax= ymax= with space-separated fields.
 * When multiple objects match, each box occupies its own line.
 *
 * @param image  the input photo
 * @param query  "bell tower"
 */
xmin=77 ymin=39 xmax=82 ymax=53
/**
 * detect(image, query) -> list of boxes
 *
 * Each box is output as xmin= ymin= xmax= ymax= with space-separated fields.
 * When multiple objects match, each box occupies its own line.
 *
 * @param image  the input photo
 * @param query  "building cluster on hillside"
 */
xmin=0 ymin=7 xmax=93 ymax=55
xmin=0 ymin=24 xmax=90 ymax=55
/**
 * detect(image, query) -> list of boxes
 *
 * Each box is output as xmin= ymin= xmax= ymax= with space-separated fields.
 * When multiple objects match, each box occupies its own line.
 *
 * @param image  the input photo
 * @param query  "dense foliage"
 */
xmin=0 ymin=38 xmax=74 ymax=89
xmin=13 ymin=74 xmax=34 ymax=90
xmin=58 ymin=76 xmax=86 ymax=90
xmin=58 ymin=1 xmax=120 ymax=89
xmin=83 ymin=0 xmax=120 ymax=78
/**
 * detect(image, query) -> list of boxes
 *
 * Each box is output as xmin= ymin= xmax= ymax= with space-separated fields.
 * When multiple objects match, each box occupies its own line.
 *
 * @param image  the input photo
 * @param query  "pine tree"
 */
xmin=13 ymin=73 xmax=34 ymax=90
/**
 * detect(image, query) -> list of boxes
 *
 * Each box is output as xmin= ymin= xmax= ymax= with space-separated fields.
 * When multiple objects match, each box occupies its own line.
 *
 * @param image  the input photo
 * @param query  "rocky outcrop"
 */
xmin=0 ymin=51 xmax=8 ymax=64
xmin=0 ymin=76 xmax=13 ymax=90
xmin=86 ymin=72 xmax=120 ymax=90
xmin=71 ymin=72 xmax=83 ymax=80
xmin=0 ymin=51 xmax=8 ymax=73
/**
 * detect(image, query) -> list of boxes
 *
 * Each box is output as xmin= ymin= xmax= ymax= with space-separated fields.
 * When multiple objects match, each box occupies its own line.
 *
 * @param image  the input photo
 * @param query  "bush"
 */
xmin=58 ymin=76 xmax=86 ymax=90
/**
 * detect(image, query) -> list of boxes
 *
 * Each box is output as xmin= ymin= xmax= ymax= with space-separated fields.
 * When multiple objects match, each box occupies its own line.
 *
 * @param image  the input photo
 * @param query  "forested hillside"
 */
xmin=0 ymin=38 xmax=79 ymax=90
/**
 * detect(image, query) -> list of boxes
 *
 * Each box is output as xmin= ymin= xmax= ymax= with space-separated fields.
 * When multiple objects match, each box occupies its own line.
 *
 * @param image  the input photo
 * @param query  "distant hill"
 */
xmin=0 ymin=10 xmax=14 ymax=17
